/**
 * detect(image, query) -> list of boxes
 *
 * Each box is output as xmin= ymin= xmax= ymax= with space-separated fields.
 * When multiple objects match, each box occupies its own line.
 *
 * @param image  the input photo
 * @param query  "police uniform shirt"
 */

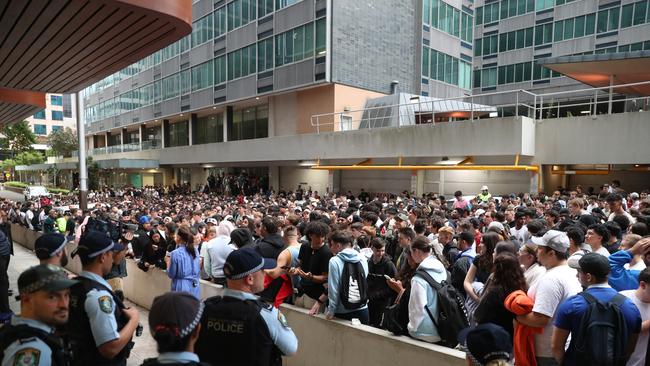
xmin=78 ymin=270 xmax=120 ymax=346
xmin=2 ymin=316 xmax=54 ymax=366
xmin=156 ymin=351 xmax=200 ymax=364
xmin=223 ymin=289 xmax=298 ymax=356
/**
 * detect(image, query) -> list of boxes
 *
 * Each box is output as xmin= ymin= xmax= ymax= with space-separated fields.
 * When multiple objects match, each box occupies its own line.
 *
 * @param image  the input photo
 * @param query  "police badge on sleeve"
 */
xmin=99 ymin=296 xmax=113 ymax=313
xmin=13 ymin=348 xmax=40 ymax=366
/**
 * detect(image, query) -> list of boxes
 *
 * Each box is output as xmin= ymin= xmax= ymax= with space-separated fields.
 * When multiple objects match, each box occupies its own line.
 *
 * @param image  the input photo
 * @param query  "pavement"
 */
xmin=0 ymin=187 xmax=25 ymax=202
xmin=7 ymin=243 xmax=158 ymax=365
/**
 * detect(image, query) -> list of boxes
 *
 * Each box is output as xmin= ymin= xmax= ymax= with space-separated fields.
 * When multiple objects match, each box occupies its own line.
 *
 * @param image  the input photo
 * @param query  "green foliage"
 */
xmin=0 ymin=121 xmax=36 ymax=153
xmin=46 ymin=127 xmax=78 ymax=157
xmin=47 ymin=187 xmax=70 ymax=194
xmin=0 ymin=151 xmax=43 ymax=170
xmin=4 ymin=181 xmax=28 ymax=188
xmin=87 ymin=157 xmax=100 ymax=191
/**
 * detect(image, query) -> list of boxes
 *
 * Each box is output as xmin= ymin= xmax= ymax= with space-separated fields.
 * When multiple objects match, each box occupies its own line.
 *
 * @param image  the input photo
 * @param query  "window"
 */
xmin=622 ymin=4 xmax=634 ymax=27
xmin=535 ymin=0 xmax=553 ymax=11
xmin=597 ymin=8 xmax=619 ymax=33
xmin=474 ymin=38 xmax=482 ymax=56
xmin=215 ymin=7 xmax=227 ymax=37
xmin=180 ymin=69 xmax=191 ymax=95
xmin=423 ymin=0 xmax=431 ymax=24
xmin=215 ymin=56 xmax=227 ymax=84
xmin=585 ymin=13 xmax=596 ymax=35
xmin=422 ymin=48 xmax=430 ymax=77
xmin=534 ymin=23 xmax=553 ymax=45
xmin=275 ymin=22 xmax=314 ymax=67
xmin=52 ymin=126 xmax=62 ymax=133
xmin=193 ymin=114 xmax=224 ymax=144
xmin=258 ymin=38 xmax=273 ymax=72
xmin=52 ymin=110 xmax=63 ymax=120
xmin=191 ymin=60 xmax=214 ymax=91
xmin=483 ymin=2 xmax=499 ymax=23
xmin=461 ymin=12 xmax=473 ymax=42
xmin=275 ymin=0 xmax=300 ymax=10
xmin=167 ymin=121 xmax=189 ymax=147
xmin=425 ymin=47 xmax=468 ymax=89
xmin=564 ymin=18 xmax=574 ymax=39
xmin=459 ymin=60 xmax=472 ymax=90
xmin=34 ymin=124 xmax=47 ymax=135
xmin=574 ymin=15 xmax=586 ymax=37
xmin=432 ymin=0 xmax=441 ymax=27
xmin=516 ymin=29 xmax=525 ymax=48
xmin=554 ymin=20 xmax=564 ymax=41
xmin=192 ymin=15 xmax=213 ymax=47
xmin=524 ymin=27 xmax=534 ymax=46
xmin=162 ymin=73 xmax=180 ymax=100
xmin=227 ymin=44 xmax=257 ymax=80
xmin=634 ymin=1 xmax=647 ymax=25
xmin=50 ymin=95 xmax=62 ymax=106
xmin=162 ymin=41 xmax=179 ymax=61
xmin=258 ymin=0 xmax=273 ymax=18
xmin=228 ymin=0 xmax=257 ymax=31
xmin=481 ymin=68 xmax=497 ymax=87
xmin=229 ymin=105 xmax=268 ymax=141
xmin=179 ymin=35 xmax=191 ymax=53
xmin=62 ymin=94 xmax=72 ymax=118
xmin=315 ymin=18 xmax=326 ymax=55
xmin=33 ymin=110 xmax=45 ymax=119
xmin=476 ymin=5 xmax=483 ymax=25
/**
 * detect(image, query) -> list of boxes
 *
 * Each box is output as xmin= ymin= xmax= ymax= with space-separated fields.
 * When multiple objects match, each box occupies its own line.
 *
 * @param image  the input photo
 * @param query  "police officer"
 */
xmin=195 ymin=247 xmax=298 ymax=366
xmin=0 ymin=264 xmax=78 ymax=366
xmin=35 ymin=233 xmax=69 ymax=267
xmin=141 ymin=292 xmax=207 ymax=366
xmin=68 ymin=231 xmax=139 ymax=366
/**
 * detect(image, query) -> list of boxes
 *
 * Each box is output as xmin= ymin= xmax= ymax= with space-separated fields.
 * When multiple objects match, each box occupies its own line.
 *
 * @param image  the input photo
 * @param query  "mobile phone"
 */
xmin=384 ymin=275 xmax=392 ymax=280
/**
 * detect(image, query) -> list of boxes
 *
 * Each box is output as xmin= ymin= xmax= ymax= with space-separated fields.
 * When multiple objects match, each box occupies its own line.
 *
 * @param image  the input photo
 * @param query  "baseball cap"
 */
xmin=206 ymin=217 xmax=218 ymax=225
xmin=481 ymin=185 xmax=489 ymax=191
xmin=573 ymin=252 xmax=610 ymax=277
xmin=34 ymin=233 xmax=67 ymax=259
xmin=224 ymin=247 xmax=276 ymax=280
xmin=474 ymin=209 xmax=486 ymax=217
xmin=458 ymin=323 xmax=512 ymax=366
xmin=530 ymin=230 xmax=570 ymax=253
xmin=396 ymin=212 xmax=409 ymax=222
xmin=149 ymin=292 xmax=204 ymax=339
xmin=17 ymin=264 xmax=77 ymax=296
xmin=72 ymin=230 xmax=124 ymax=259
xmin=487 ymin=221 xmax=505 ymax=232
xmin=139 ymin=216 xmax=151 ymax=225
xmin=456 ymin=231 xmax=475 ymax=244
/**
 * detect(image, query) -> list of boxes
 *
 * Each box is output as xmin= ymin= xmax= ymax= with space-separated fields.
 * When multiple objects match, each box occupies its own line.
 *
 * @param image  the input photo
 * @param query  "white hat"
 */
xmin=488 ymin=221 xmax=505 ymax=232
xmin=481 ymin=185 xmax=489 ymax=191
xmin=531 ymin=230 xmax=570 ymax=253
xmin=475 ymin=209 xmax=486 ymax=217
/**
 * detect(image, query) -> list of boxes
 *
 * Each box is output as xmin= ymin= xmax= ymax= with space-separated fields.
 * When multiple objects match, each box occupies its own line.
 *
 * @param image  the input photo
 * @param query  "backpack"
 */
xmin=415 ymin=269 xmax=469 ymax=347
xmin=573 ymin=292 xmax=629 ymax=366
xmin=339 ymin=261 xmax=368 ymax=310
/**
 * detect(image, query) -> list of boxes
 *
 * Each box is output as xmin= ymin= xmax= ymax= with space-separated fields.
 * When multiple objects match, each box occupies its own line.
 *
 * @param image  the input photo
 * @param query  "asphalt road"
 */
xmin=0 ymin=187 xmax=24 ymax=202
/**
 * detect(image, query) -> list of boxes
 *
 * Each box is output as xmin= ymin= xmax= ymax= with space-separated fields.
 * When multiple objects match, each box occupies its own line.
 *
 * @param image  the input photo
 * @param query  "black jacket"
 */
xmin=255 ymin=233 xmax=285 ymax=259
xmin=367 ymin=255 xmax=397 ymax=301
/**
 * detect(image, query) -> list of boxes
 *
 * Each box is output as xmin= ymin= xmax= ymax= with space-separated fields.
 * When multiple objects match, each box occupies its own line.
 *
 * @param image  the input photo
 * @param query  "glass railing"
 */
xmin=141 ymin=140 xmax=162 ymax=151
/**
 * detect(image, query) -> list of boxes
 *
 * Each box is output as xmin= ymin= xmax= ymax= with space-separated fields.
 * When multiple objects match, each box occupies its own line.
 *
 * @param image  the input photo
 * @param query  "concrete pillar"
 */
xmin=139 ymin=124 xmax=144 ymax=150
xmin=104 ymin=132 xmax=109 ymax=148
xmin=226 ymin=106 xmax=233 ymax=142
xmin=222 ymin=110 xmax=228 ymax=142
xmin=121 ymin=128 xmax=126 ymax=152
xmin=327 ymin=170 xmax=341 ymax=194
xmin=267 ymin=96 xmax=275 ymax=137
xmin=415 ymin=170 xmax=425 ymax=197
xmin=410 ymin=171 xmax=418 ymax=196
xmin=190 ymin=167 xmax=208 ymax=191
xmin=268 ymin=166 xmax=280 ymax=193
xmin=189 ymin=113 xmax=197 ymax=146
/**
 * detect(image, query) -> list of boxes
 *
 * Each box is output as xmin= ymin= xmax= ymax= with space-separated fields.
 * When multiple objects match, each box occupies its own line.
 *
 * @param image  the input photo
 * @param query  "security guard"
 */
xmin=0 ymin=264 xmax=78 ymax=366
xmin=477 ymin=185 xmax=492 ymax=204
xmin=141 ymin=292 xmax=207 ymax=366
xmin=195 ymin=247 xmax=298 ymax=366
xmin=67 ymin=231 xmax=140 ymax=366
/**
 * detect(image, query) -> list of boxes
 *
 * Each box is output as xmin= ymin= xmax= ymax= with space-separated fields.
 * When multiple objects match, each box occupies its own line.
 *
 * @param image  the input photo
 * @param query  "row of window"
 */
xmin=85 ymin=21 xmax=326 ymax=124
xmin=83 ymin=0 xmax=308 ymax=98
xmin=33 ymin=124 xmax=62 ymax=136
xmin=421 ymin=47 xmax=472 ymax=90
xmin=422 ymin=0 xmax=473 ymax=42
xmin=621 ymin=0 xmax=650 ymax=28
xmin=474 ymin=13 xmax=599 ymax=56
xmin=50 ymin=95 xmax=62 ymax=106
xmin=33 ymin=110 xmax=64 ymax=121
xmin=473 ymin=62 xmax=561 ymax=88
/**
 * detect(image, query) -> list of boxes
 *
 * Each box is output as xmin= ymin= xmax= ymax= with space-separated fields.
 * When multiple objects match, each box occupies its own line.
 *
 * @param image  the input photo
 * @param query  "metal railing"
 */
xmin=310 ymin=80 xmax=650 ymax=133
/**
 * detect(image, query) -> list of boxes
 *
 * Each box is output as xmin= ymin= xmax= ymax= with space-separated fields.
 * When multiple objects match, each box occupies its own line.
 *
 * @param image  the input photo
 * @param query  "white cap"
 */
xmin=474 ymin=209 xmax=486 ymax=217
xmin=530 ymin=230 xmax=570 ymax=253
xmin=488 ymin=221 xmax=505 ymax=232
xmin=481 ymin=185 xmax=489 ymax=191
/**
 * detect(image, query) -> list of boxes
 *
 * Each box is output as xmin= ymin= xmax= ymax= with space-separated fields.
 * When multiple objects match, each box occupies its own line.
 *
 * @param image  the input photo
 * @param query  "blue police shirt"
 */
xmin=222 ymin=288 xmax=298 ymax=356
xmin=554 ymin=284 xmax=642 ymax=366
xmin=2 ymin=316 xmax=55 ymax=366
xmin=155 ymin=351 xmax=200 ymax=364
xmin=78 ymin=270 xmax=120 ymax=346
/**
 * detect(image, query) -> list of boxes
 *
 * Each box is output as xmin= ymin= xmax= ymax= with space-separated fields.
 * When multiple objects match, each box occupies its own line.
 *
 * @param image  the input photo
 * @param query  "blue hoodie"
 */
xmin=327 ymin=248 xmax=369 ymax=315
xmin=608 ymin=249 xmax=640 ymax=291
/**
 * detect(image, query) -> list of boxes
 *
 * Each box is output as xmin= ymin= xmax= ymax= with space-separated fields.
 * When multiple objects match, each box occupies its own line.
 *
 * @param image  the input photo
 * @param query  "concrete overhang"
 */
xmin=16 ymin=159 xmax=159 ymax=171
xmin=539 ymin=51 xmax=650 ymax=96
xmin=0 ymin=0 xmax=192 ymax=124
xmin=0 ymin=87 xmax=46 ymax=126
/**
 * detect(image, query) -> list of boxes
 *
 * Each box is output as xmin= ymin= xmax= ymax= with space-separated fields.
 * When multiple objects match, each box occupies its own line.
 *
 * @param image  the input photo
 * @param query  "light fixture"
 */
xmin=256 ymin=97 xmax=260 ymax=100
xmin=180 ymin=113 xmax=184 ymax=117
xmin=635 ymin=164 xmax=640 ymax=167
xmin=213 ymin=106 xmax=217 ymax=109
xmin=580 ymin=110 xmax=590 ymax=114
xmin=489 ymin=112 xmax=498 ymax=117
xmin=298 ymin=160 xmax=317 ymax=167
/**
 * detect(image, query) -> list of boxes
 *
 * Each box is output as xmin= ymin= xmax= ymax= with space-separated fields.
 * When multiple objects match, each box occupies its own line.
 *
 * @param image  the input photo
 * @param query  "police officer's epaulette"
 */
xmin=252 ymin=298 xmax=274 ymax=311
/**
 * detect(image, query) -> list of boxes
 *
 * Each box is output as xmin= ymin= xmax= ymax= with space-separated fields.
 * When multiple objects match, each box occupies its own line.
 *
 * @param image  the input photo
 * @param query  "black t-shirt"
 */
xmin=472 ymin=255 xmax=491 ymax=284
xmin=298 ymin=243 xmax=332 ymax=300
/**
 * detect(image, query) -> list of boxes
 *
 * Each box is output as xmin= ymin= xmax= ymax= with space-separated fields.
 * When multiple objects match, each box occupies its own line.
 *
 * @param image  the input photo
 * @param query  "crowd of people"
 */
xmin=1 ymin=180 xmax=650 ymax=365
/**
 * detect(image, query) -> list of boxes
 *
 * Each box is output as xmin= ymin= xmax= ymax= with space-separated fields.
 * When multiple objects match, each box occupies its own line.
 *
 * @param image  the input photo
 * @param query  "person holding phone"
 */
xmin=367 ymin=238 xmax=397 ymax=327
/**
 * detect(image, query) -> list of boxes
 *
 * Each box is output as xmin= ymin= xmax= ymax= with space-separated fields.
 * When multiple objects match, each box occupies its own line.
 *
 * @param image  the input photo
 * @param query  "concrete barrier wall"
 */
xmin=11 ymin=224 xmax=466 ymax=366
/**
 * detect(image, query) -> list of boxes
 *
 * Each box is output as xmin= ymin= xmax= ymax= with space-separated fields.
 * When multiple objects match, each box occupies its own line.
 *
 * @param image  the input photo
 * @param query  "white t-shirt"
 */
xmin=523 ymin=263 xmax=546 ymax=289
xmin=527 ymin=264 xmax=582 ymax=358
xmin=593 ymin=246 xmax=611 ymax=257
xmin=621 ymin=290 xmax=650 ymax=366
xmin=609 ymin=210 xmax=637 ymax=224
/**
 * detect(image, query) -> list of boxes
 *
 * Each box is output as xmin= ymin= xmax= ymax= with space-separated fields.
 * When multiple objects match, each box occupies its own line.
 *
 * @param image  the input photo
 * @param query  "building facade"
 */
xmin=62 ymin=0 xmax=650 ymax=194
xmin=25 ymin=93 xmax=77 ymax=151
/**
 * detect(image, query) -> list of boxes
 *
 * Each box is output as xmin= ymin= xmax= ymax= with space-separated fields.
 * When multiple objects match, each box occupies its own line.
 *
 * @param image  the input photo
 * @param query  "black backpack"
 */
xmin=31 ymin=211 xmax=41 ymax=230
xmin=415 ymin=269 xmax=469 ymax=347
xmin=573 ymin=292 xmax=629 ymax=366
xmin=339 ymin=261 xmax=368 ymax=310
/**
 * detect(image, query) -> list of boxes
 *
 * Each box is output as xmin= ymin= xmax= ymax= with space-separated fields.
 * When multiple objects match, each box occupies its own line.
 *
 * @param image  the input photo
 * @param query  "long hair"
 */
xmin=487 ymin=252 xmax=527 ymax=294
xmin=478 ymin=232 xmax=499 ymax=273
xmin=176 ymin=225 xmax=196 ymax=259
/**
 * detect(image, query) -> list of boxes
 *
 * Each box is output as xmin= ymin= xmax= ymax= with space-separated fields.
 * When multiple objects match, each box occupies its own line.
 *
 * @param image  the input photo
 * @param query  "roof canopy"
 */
xmin=0 ymin=0 xmax=192 ymax=124
xmin=540 ymin=51 xmax=650 ymax=96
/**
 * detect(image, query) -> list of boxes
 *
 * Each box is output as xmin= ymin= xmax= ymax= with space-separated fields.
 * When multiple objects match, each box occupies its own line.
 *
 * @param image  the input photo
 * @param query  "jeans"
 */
xmin=0 ymin=255 xmax=10 ymax=313
xmin=335 ymin=308 xmax=370 ymax=325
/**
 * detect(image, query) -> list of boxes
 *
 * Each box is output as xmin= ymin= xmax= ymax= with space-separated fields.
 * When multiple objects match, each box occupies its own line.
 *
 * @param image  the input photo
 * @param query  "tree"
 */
xmin=87 ymin=157 xmax=100 ymax=191
xmin=0 ymin=121 xmax=36 ymax=155
xmin=14 ymin=151 xmax=45 ymax=166
xmin=46 ymin=127 xmax=78 ymax=157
